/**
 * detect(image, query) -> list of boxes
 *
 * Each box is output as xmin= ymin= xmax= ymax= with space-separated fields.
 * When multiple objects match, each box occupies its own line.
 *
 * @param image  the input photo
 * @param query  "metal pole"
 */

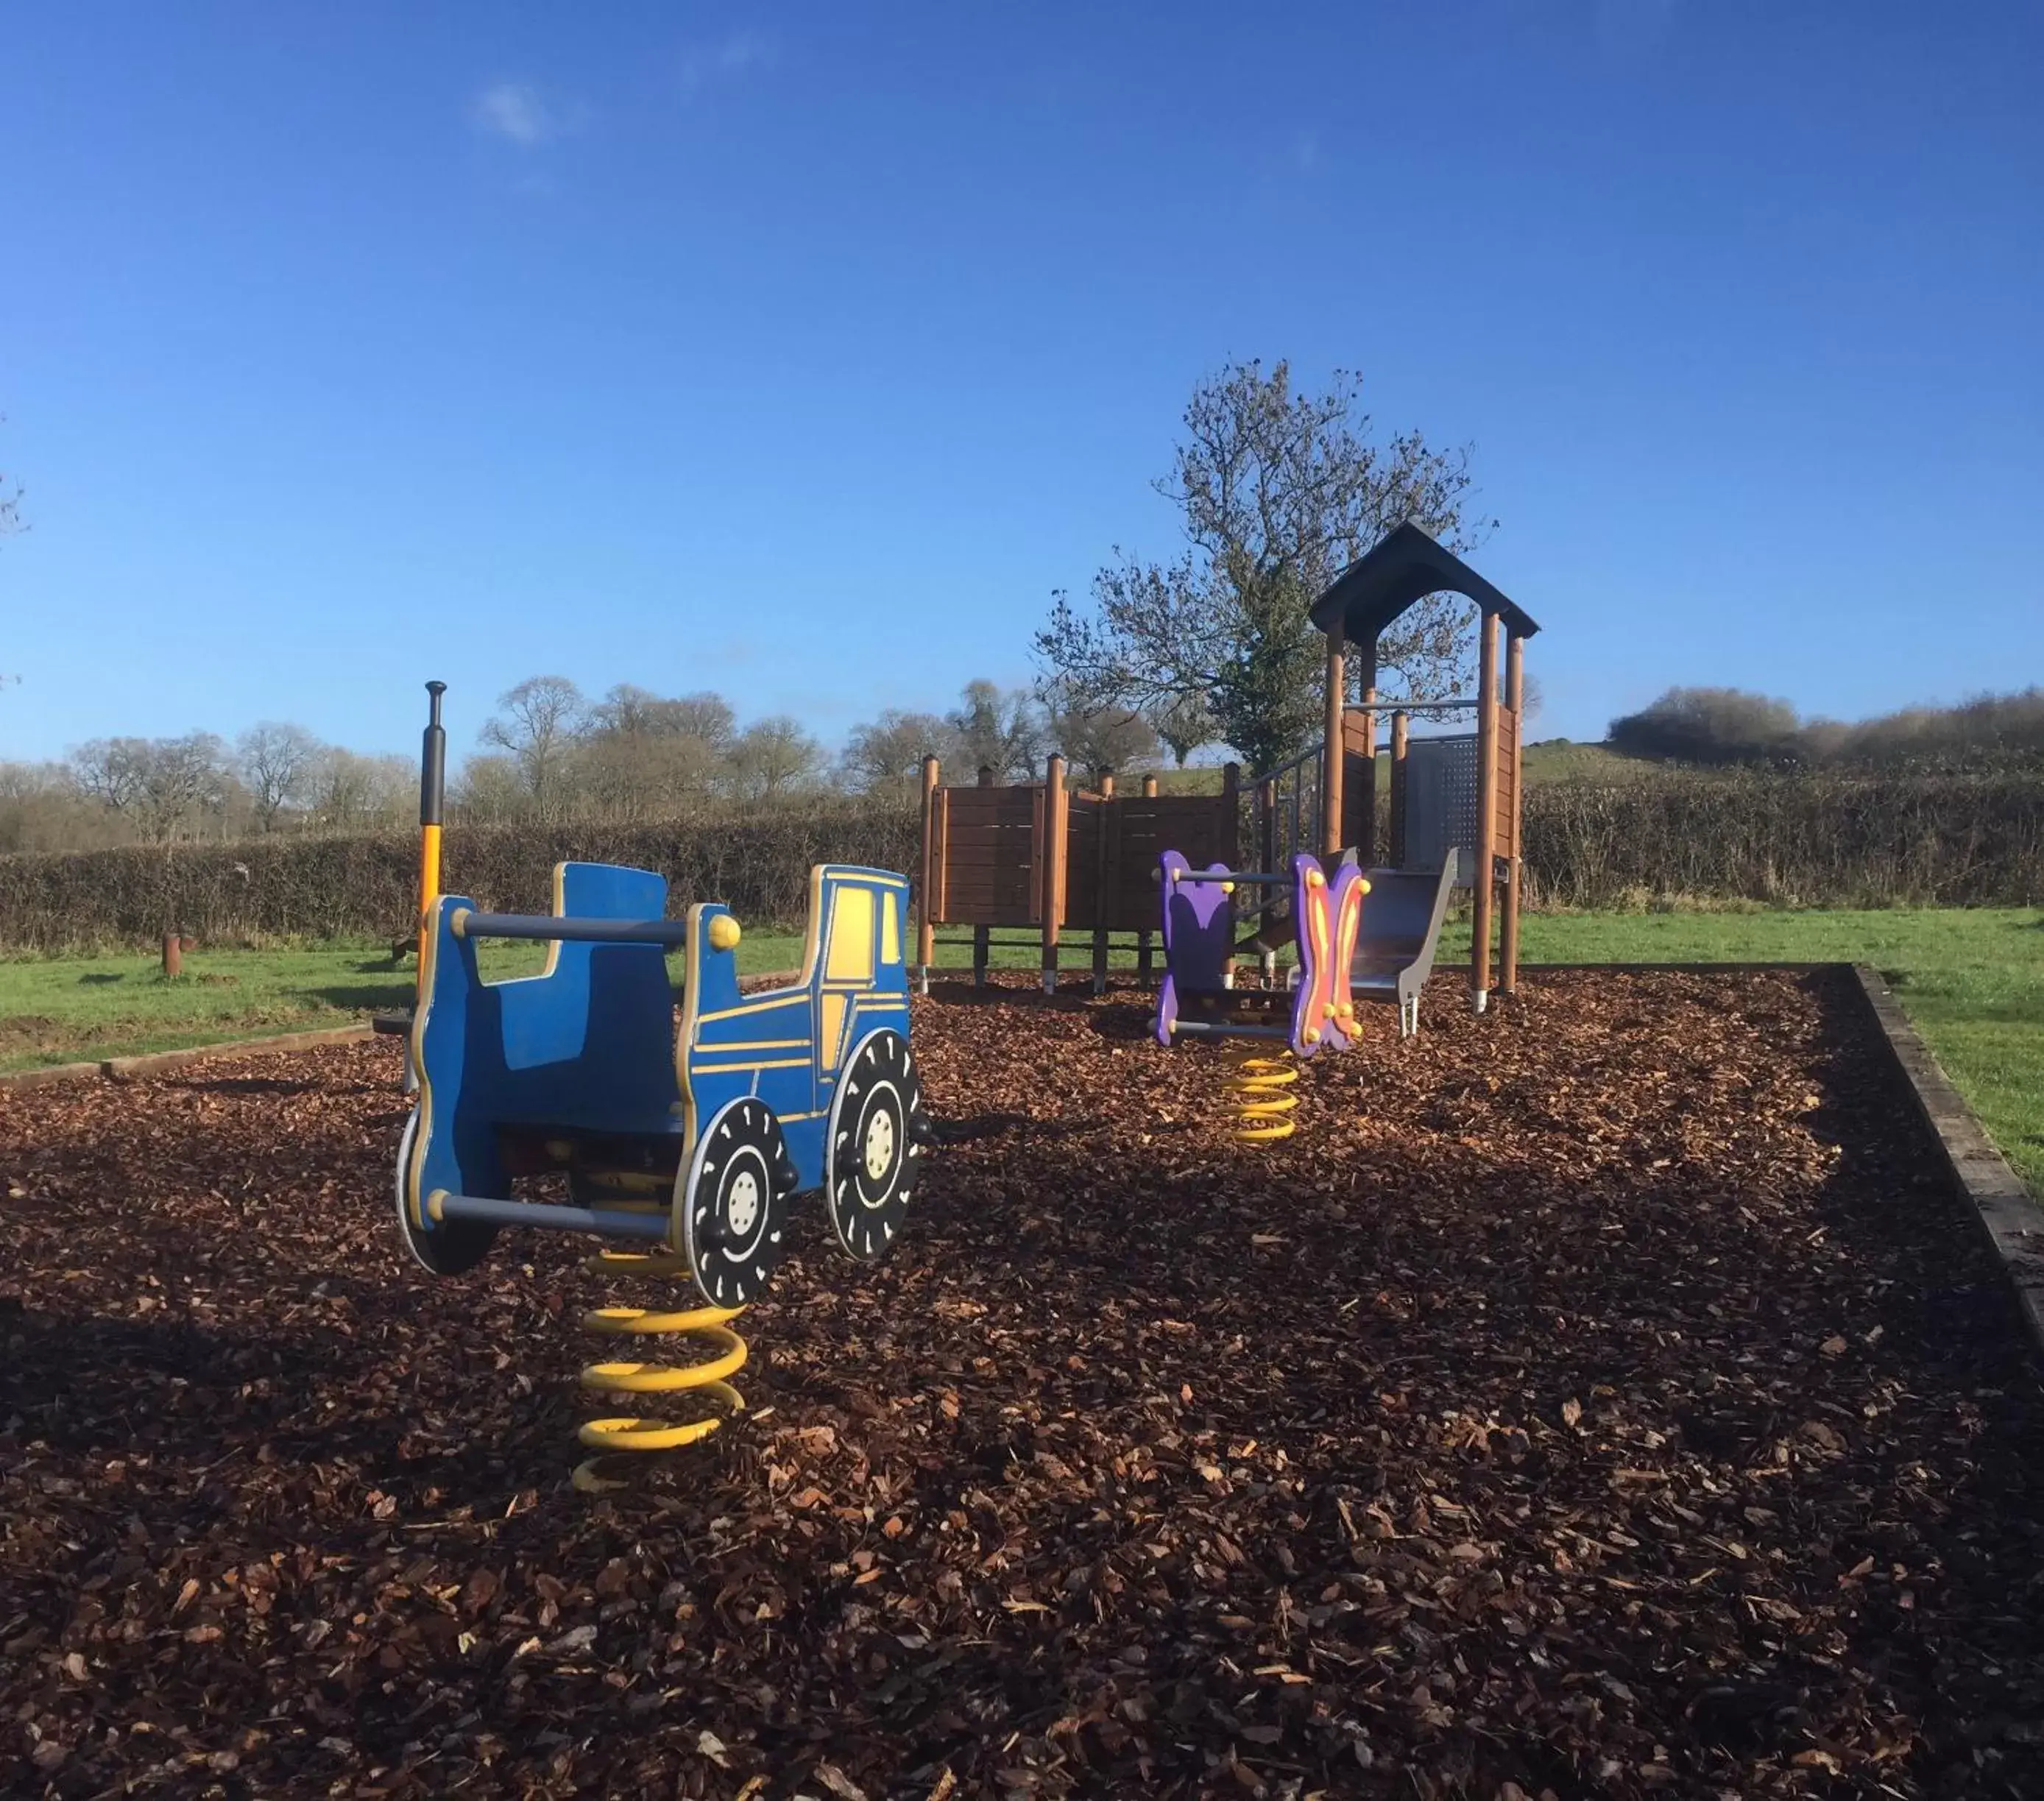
xmin=916 ymin=754 xmax=940 ymax=994
xmin=417 ymin=681 xmax=447 ymax=992
xmin=1502 ymin=631 xmax=1526 ymax=994
xmin=1471 ymin=613 xmax=1499 ymax=1012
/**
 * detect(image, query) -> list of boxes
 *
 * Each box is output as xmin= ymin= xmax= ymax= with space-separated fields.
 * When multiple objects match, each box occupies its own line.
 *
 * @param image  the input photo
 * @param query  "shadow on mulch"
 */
xmin=169 ymin=1074 xmax=327 ymax=1097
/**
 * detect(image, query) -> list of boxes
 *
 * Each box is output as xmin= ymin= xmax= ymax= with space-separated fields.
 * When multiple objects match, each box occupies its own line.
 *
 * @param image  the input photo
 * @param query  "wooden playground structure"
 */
xmin=915 ymin=757 xmax=1242 ymax=993
xmin=916 ymin=523 xmax=1541 ymax=1006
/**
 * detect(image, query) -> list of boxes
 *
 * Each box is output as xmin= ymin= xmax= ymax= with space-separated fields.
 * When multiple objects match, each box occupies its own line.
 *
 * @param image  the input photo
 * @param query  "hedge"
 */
xmin=0 ymin=771 xmax=2038 ymax=952
xmin=1520 ymin=770 xmax=2044 ymax=910
xmin=0 ymin=804 xmax=922 ymax=952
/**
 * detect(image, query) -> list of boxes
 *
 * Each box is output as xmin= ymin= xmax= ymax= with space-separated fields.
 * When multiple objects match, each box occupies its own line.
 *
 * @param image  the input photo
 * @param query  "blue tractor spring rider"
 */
xmin=396 ymin=862 xmax=930 ymax=1311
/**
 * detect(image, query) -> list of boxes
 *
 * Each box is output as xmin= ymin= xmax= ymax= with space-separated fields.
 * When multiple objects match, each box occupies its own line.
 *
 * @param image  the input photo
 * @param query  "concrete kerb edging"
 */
xmin=1847 ymin=962 xmax=2044 ymax=1355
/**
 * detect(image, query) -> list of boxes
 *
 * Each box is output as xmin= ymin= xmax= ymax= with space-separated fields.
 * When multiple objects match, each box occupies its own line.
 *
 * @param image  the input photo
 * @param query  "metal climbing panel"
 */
xmin=1401 ymin=733 xmax=1481 ymax=886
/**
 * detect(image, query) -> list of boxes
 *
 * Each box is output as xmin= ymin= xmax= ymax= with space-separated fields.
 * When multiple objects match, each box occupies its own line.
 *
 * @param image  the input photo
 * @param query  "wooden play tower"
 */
xmin=1301 ymin=521 xmax=1541 ymax=1008
xmin=916 ymin=523 xmax=1539 ymax=1006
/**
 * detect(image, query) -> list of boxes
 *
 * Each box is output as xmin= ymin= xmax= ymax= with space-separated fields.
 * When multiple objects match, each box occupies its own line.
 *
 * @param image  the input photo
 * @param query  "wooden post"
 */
xmin=1091 ymin=773 xmax=1114 ymax=994
xmin=1221 ymin=761 xmax=1241 ymax=866
xmin=1042 ymin=754 xmax=1067 ymax=996
xmin=1389 ymin=710 xmax=1410 ymax=868
xmin=1256 ymin=774 xmax=1279 ymax=980
xmin=972 ymin=764 xmax=994 ymax=987
xmin=1137 ymin=774 xmax=1158 ymax=986
xmin=1471 ymin=610 xmax=1500 ymax=1011
xmin=161 ymin=933 xmax=182 ymax=979
xmin=1356 ymin=642 xmax=1379 ymax=863
xmin=1501 ymin=631 xmax=1525 ymax=994
xmin=916 ymin=754 xmax=940 ymax=991
xmin=1322 ymin=630 xmax=1345 ymax=857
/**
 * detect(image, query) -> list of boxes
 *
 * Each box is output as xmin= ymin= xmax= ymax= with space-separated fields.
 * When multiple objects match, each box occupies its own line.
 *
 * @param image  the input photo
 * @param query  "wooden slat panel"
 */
xmin=944 ymin=790 xmax=1039 ymax=825
xmin=938 ymin=846 xmax=1036 ymax=868
xmin=1064 ymin=795 xmax=1102 ymax=930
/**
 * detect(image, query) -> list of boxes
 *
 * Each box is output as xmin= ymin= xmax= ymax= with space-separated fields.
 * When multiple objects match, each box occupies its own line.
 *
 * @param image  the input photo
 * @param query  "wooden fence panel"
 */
xmin=1098 ymin=793 xmax=1238 ymax=931
xmin=928 ymin=785 xmax=1042 ymax=925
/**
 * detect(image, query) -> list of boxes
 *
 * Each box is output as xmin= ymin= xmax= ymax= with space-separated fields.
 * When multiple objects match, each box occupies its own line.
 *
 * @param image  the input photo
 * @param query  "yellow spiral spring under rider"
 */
xmin=573 ymin=1245 xmax=748 ymax=1495
xmin=1229 ymin=1051 xmax=1300 ymax=1143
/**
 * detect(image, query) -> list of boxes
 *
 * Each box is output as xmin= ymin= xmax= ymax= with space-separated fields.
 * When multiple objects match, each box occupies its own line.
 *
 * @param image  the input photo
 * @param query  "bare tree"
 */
xmin=0 ymin=417 xmax=24 ymax=543
xmin=574 ymin=733 xmax=729 ymax=815
xmin=946 ymin=680 xmax=1042 ymax=782
xmin=0 ymin=760 xmax=100 ymax=854
xmin=1044 ymin=690 xmax=1161 ymax=783
xmin=730 ymin=716 xmax=823 ymax=802
xmin=1035 ymin=360 xmax=1488 ymax=773
xmin=306 ymin=748 xmax=411 ymax=829
xmin=838 ymin=710 xmax=952 ymax=799
xmin=130 ymin=735 xmax=233 ymax=838
xmin=448 ymin=752 xmax=529 ymax=824
xmin=237 ymin=721 xmax=322 ymax=830
xmin=481 ymin=675 xmax=586 ymax=799
xmin=71 ymin=738 xmax=153 ymax=815
xmin=587 ymin=685 xmax=736 ymax=748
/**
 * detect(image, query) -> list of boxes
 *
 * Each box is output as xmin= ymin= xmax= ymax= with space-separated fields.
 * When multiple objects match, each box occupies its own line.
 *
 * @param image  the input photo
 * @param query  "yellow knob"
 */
xmin=1307 ymin=868 xmax=1326 ymax=888
xmin=1220 ymin=880 xmax=1235 ymax=895
xmin=1304 ymin=1028 xmax=1321 ymax=1045
xmin=708 ymin=914 xmax=743 ymax=952
xmin=1358 ymin=877 xmax=1372 ymax=894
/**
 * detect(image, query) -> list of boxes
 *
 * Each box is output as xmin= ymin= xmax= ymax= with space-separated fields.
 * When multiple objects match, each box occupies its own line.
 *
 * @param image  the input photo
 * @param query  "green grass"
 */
xmin=1520 ymin=738 xmax=1656 ymax=784
xmin=4 ymin=907 xmax=2037 ymax=1198
xmin=0 ymin=933 xmax=807 ymax=1072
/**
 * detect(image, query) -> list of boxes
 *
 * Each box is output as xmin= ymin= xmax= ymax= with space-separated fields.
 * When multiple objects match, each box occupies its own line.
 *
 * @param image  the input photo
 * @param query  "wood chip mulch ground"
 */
xmin=3 ymin=969 xmax=2042 ymax=1800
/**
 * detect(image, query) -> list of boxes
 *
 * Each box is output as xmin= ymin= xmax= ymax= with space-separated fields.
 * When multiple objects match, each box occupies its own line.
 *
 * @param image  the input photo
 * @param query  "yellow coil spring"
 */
xmin=1229 ymin=1052 xmax=1299 ymax=1142
xmin=573 ymin=1245 xmax=747 ymax=1494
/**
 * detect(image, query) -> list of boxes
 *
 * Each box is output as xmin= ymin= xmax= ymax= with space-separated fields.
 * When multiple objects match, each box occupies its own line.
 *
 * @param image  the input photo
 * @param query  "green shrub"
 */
xmin=0 ymin=802 xmax=920 ymax=952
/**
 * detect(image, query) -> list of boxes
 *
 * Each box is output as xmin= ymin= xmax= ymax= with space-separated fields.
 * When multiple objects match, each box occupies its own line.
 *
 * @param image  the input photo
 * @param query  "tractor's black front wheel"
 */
xmin=825 ymin=1030 xmax=927 ymax=1262
xmin=681 ymin=1099 xmax=798 ymax=1309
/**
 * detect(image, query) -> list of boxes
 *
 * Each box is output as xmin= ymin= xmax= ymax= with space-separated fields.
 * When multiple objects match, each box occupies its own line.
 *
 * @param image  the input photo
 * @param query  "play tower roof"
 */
xmin=1309 ymin=520 xmax=1540 ymax=645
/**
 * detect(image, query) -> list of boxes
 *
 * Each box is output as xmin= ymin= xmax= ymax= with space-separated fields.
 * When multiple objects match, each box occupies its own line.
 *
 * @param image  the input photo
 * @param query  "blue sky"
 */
xmin=2 ymin=1 xmax=2038 ymax=765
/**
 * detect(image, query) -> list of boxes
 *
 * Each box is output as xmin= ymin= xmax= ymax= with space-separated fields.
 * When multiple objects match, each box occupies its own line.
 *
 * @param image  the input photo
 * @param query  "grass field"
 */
xmin=2 ymin=907 xmax=2037 ymax=1194
xmin=1519 ymin=737 xmax=1657 ymax=782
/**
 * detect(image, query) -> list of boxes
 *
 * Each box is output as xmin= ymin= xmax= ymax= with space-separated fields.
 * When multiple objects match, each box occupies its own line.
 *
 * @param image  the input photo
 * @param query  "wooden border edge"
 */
xmin=0 ymin=1058 xmax=108 ymax=1092
xmin=101 ymin=1022 xmax=377 ymax=1080
xmin=1849 ymin=961 xmax=2044 ymax=1354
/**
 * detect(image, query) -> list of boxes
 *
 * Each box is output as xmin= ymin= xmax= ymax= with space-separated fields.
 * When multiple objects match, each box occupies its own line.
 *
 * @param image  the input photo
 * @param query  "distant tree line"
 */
xmin=1608 ymin=686 xmax=2044 ymax=773
xmin=0 ymin=731 xmax=413 ymax=854
xmin=459 ymin=674 xmax=1173 ymax=821
xmin=0 ymin=672 xmax=1187 ymax=858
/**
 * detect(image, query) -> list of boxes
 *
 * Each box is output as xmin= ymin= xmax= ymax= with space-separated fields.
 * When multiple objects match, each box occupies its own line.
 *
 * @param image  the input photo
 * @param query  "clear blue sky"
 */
xmin=2 ymin=2 xmax=2038 ymax=765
